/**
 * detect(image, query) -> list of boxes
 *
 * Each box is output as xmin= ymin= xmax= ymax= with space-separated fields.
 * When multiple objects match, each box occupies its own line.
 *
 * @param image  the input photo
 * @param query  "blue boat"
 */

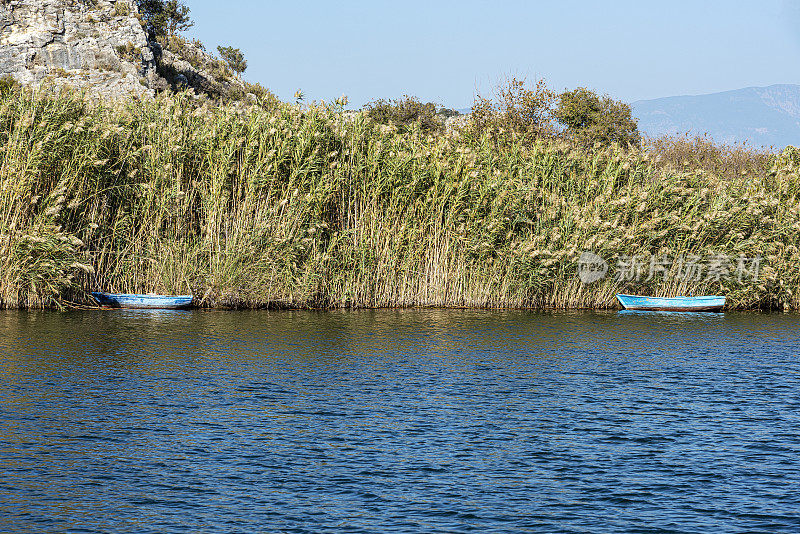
xmin=616 ymin=294 xmax=725 ymax=312
xmin=91 ymin=292 xmax=194 ymax=310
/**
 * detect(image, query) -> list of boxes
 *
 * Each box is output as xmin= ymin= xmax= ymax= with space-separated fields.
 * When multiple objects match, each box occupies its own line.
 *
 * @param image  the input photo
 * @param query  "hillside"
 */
xmin=632 ymin=84 xmax=800 ymax=149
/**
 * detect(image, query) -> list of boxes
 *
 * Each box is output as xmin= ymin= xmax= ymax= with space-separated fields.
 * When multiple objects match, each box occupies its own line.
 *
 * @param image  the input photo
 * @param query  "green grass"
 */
xmin=1 ymin=88 xmax=798 ymax=310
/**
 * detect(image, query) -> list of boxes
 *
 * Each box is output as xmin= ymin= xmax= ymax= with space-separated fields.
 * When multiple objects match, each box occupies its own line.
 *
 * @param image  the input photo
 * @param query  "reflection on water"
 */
xmin=1 ymin=309 xmax=799 ymax=533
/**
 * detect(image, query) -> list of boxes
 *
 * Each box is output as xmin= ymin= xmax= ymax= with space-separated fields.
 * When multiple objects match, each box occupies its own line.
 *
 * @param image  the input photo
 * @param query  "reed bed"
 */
xmin=1 ymin=88 xmax=799 ymax=310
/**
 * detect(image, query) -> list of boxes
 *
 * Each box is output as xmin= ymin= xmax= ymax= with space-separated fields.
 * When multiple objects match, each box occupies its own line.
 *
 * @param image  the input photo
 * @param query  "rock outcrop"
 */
xmin=150 ymin=36 xmax=254 ymax=101
xmin=0 ymin=0 xmax=156 ymax=99
xmin=0 ymin=0 xmax=265 ymax=103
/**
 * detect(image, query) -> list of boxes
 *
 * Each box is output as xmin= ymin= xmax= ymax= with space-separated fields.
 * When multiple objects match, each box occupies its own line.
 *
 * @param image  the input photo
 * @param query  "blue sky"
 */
xmin=186 ymin=0 xmax=800 ymax=108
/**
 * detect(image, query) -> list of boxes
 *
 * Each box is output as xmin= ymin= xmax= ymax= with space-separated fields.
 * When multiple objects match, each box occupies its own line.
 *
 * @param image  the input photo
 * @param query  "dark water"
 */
xmin=1 ymin=309 xmax=799 ymax=533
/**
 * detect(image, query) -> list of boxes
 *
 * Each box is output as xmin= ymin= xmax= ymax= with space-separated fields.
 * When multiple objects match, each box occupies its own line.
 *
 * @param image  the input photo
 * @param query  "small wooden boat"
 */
xmin=91 ymin=292 xmax=193 ymax=310
xmin=616 ymin=294 xmax=725 ymax=312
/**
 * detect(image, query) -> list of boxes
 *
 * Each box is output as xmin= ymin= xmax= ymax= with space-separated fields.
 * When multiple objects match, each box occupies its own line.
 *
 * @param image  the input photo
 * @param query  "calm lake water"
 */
xmin=1 ymin=309 xmax=799 ymax=533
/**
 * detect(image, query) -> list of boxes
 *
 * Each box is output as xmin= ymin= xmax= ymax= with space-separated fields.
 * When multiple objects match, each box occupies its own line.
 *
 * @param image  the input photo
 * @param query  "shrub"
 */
xmin=437 ymin=107 xmax=461 ymax=119
xmin=136 ymin=0 xmax=193 ymax=38
xmin=209 ymin=60 xmax=233 ymax=83
xmin=243 ymin=82 xmax=280 ymax=108
xmin=470 ymin=77 xmax=556 ymax=143
xmin=0 ymin=75 xmax=21 ymax=96
xmin=363 ymin=96 xmax=445 ymax=133
xmin=114 ymin=1 xmax=131 ymax=16
xmin=115 ymin=41 xmax=141 ymax=62
xmin=164 ymin=35 xmax=206 ymax=71
xmin=217 ymin=46 xmax=247 ymax=76
xmin=554 ymin=87 xmax=640 ymax=147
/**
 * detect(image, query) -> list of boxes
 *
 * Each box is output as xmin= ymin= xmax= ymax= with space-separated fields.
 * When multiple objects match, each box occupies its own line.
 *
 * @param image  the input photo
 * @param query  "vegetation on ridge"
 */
xmin=217 ymin=46 xmax=247 ymax=76
xmin=366 ymin=78 xmax=640 ymax=150
xmin=133 ymin=0 xmax=261 ymax=103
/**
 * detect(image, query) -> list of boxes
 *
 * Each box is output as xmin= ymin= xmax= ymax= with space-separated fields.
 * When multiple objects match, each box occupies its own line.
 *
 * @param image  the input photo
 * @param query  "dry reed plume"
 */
xmin=1 ymin=88 xmax=798 ymax=310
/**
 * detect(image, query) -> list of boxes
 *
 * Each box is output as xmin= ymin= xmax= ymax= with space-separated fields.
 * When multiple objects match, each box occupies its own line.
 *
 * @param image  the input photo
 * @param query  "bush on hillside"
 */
xmin=136 ymin=0 xmax=193 ymax=38
xmin=217 ymin=46 xmax=248 ymax=76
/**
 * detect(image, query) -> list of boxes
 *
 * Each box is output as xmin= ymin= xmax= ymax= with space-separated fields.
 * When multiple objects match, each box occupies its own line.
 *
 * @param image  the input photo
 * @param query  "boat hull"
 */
xmin=91 ymin=292 xmax=193 ymax=310
xmin=616 ymin=294 xmax=725 ymax=312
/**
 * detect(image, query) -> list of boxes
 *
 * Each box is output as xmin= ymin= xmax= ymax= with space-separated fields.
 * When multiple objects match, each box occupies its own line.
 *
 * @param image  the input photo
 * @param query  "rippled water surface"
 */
xmin=1 ymin=309 xmax=799 ymax=533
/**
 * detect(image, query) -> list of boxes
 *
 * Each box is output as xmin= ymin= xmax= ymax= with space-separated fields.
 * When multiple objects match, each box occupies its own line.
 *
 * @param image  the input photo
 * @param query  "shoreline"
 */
xmin=3 ymin=300 xmax=788 ymax=312
xmin=1 ymin=90 xmax=798 ymax=312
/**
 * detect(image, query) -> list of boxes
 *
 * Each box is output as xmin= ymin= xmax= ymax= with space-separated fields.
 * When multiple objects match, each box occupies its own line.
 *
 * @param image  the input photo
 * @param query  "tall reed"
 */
xmin=1 ymin=88 xmax=798 ymax=309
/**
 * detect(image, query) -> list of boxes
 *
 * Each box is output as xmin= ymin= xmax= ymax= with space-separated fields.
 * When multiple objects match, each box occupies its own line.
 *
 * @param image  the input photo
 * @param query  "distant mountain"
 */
xmin=631 ymin=84 xmax=800 ymax=149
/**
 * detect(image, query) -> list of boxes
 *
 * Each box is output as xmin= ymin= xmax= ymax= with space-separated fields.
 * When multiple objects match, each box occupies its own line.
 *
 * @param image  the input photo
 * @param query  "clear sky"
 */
xmin=185 ymin=0 xmax=800 ymax=109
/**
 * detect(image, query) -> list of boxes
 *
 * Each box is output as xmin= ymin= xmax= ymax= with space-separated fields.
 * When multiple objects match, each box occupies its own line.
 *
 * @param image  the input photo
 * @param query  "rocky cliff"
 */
xmin=0 ymin=0 xmax=156 ymax=98
xmin=0 ymin=0 xmax=263 ymax=102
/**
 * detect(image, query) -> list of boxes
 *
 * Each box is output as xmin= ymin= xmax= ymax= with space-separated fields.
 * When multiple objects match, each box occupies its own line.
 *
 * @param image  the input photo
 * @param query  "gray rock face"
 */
xmin=153 ymin=38 xmax=249 ymax=99
xmin=0 ymin=0 xmax=156 ymax=99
